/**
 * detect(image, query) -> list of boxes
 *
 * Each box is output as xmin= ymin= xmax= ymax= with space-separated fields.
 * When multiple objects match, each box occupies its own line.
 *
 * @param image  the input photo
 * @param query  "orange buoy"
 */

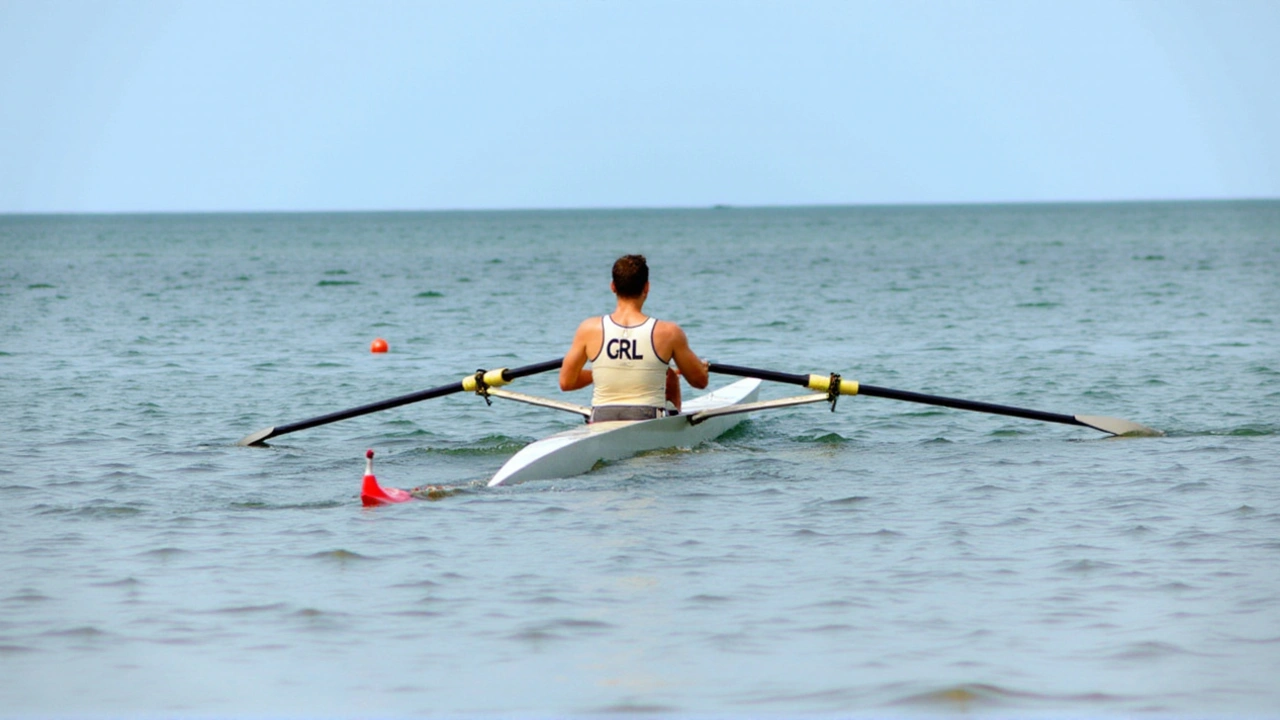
xmin=370 ymin=337 xmax=389 ymax=353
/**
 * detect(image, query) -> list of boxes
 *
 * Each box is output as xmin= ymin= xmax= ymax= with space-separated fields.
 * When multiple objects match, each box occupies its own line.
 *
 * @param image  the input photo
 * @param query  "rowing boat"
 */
xmin=236 ymin=356 xmax=1160 ymax=506
xmin=488 ymin=377 xmax=761 ymax=486
xmin=359 ymin=378 xmax=762 ymax=503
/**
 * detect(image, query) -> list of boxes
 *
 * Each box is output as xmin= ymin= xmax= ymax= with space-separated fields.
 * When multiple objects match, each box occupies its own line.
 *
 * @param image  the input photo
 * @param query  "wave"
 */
xmin=1215 ymin=424 xmax=1280 ymax=437
xmin=1155 ymin=425 xmax=1280 ymax=437
xmin=307 ymin=549 xmax=374 ymax=563
xmin=794 ymin=431 xmax=851 ymax=444
xmin=41 ymin=625 xmax=111 ymax=639
xmin=228 ymin=499 xmax=345 ymax=511
xmin=408 ymin=434 xmax=530 ymax=457
xmin=0 ymin=644 xmax=37 ymax=655
xmin=890 ymin=682 xmax=1130 ymax=710
xmin=35 ymin=502 xmax=146 ymax=518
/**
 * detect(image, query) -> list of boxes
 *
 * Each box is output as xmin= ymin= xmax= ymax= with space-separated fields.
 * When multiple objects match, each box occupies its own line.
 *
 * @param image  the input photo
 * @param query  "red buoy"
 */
xmin=370 ymin=338 xmax=389 ymax=353
xmin=360 ymin=449 xmax=411 ymax=506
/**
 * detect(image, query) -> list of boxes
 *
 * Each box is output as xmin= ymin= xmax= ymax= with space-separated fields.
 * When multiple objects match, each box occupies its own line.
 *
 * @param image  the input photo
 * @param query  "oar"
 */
xmin=237 ymin=357 xmax=563 ymax=446
xmin=708 ymin=363 xmax=1161 ymax=437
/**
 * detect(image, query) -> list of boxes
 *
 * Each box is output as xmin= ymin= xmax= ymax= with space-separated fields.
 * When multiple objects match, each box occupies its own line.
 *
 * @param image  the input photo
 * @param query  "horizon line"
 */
xmin=2 ymin=195 xmax=1277 ymax=218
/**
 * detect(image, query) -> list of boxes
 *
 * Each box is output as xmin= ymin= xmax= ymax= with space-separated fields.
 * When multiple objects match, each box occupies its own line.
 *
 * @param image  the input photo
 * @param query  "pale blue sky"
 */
xmin=1 ymin=0 xmax=1276 ymax=213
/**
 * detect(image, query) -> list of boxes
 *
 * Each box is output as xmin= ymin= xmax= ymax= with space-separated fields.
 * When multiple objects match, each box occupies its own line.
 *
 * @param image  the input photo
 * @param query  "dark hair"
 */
xmin=612 ymin=254 xmax=649 ymax=298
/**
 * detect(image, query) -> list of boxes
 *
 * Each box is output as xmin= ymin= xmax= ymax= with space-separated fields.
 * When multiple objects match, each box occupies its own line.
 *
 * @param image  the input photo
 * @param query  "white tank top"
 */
xmin=591 ymin=316 xmax=669 ymax=408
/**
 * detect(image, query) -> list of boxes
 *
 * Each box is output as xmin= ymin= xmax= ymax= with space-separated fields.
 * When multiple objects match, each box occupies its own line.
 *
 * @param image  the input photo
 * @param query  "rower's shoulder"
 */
xmin=652 ymin=318 xmax=689 ymax=343
xmin=650 ymin=317 xmax=691 ymax=348
xmin=574 ymin=316 xmax=604 ymax=335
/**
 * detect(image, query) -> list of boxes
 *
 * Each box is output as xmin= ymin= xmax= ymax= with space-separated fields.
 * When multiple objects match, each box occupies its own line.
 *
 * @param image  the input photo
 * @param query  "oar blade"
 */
xmin=237 ymin=426 xmax=276 ymax=447
xmin=1075 ymin=415 xmax=1163 ymax=437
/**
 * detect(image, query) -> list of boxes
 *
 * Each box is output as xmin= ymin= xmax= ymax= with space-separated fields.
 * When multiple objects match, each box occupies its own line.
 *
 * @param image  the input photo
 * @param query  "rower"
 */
xmin=560 ymin=254 xmax=710 ymax=423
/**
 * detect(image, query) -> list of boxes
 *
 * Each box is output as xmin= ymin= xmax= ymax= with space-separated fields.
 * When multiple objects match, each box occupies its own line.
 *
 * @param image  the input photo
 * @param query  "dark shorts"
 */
xmin=589 ymin=405 xmax=674 ymax=423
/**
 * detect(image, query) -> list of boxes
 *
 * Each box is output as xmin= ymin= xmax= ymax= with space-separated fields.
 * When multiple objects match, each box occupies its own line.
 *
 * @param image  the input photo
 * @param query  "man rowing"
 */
xmin=560 ymin=254 xmax=710 ymax=423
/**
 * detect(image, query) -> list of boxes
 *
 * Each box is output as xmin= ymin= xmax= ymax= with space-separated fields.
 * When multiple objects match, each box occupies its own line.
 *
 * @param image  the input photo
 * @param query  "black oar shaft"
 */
xmin=270 ymin=381 xmax=466 ymax=438
xmin=242 ymin=357 xmax=563 ymax=445
xmin=855 ymin=384 xmax=1083 ymax=428
xmin=709 ymin=363 xmax=810 ymax=387
xmin=709 ymin=362 xmax=1085 ymax=429
xmin=503 ymin=358 xmax=566 ymax=381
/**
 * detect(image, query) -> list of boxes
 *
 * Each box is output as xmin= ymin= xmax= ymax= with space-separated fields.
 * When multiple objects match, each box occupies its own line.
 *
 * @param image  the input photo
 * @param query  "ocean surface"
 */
xmin=1 ymin=202 xmax=1278 ymax=718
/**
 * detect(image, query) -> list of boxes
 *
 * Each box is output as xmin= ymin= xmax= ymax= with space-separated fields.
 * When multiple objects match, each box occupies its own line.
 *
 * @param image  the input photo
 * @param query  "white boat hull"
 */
xmin=487 ymin=378 xmax=762 ymax=486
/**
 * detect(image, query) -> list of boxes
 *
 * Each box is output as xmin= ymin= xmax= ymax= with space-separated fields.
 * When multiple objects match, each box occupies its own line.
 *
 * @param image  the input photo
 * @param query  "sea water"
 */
xmin=1 ymin=202 xmax=1277 ymax=717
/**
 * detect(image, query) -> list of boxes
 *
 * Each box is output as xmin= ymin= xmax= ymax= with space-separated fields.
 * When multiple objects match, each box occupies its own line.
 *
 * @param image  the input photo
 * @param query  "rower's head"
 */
xmin=611 ymin=254 xmax=649 ymax=299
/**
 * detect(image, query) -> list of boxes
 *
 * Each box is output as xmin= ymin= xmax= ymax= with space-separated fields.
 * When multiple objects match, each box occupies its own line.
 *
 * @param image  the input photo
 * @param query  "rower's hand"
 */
xmin=671 ymin=359 xmax=710 ymax=376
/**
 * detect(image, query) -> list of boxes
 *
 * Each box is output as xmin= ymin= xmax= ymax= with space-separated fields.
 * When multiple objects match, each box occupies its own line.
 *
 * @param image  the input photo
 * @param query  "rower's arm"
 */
xmin=666 ymin=324 xmax=709 ymax=389
xmin=559 ymin=320 xmax=595 ymax=392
